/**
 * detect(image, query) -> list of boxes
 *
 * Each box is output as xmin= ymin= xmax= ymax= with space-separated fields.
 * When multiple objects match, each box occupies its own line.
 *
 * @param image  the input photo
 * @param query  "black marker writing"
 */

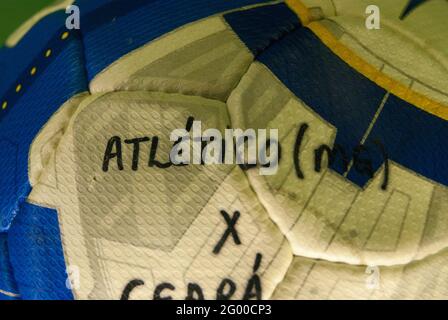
xmin=213 ymin=210 xmax=241 ymax=254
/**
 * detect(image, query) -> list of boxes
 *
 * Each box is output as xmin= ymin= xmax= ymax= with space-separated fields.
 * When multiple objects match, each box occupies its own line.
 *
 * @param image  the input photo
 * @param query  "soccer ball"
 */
xmin=0 ymin=0 xmax=447 ymax=300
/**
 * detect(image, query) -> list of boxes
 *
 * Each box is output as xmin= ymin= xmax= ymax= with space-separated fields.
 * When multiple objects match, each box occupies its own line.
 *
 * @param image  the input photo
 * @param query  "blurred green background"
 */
xmin=0 ymin=0 xmax=55 ymax=45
